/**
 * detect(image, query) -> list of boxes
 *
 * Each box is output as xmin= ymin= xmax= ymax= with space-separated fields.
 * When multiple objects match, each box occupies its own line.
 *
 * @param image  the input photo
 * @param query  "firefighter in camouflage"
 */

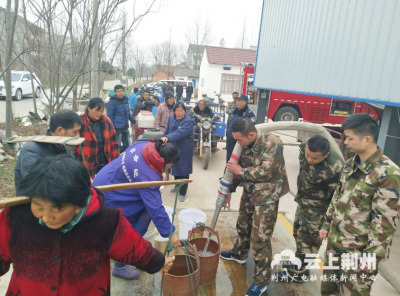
xmin=220 ymin=117 xmax=290 ymax=296
xmin=277 ymin=135 xmax=344 ymax=283
xmin=320 ymin=114 xmax=400 ymax=296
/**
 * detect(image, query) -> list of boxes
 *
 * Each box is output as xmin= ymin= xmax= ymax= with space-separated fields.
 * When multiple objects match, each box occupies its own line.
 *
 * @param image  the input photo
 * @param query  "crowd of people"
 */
xmin=1 ymin=82 xmax=399 ymax=296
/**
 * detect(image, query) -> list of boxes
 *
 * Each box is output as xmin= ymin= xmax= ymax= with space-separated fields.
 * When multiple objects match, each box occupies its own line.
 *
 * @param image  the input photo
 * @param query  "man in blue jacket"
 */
xmin=129 ymin=87 xmax=138 ymax=114
xmin=107 ymin=85 xmax=136 ymax=152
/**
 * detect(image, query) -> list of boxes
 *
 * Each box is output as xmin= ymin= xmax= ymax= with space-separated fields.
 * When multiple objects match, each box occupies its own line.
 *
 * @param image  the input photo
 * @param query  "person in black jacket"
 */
xmin=226 ymin=95 xmax=256 ymax=162
xmin=133 ymin=90 xmax=154 ymax=116
xmin=192 ymin=100 xmax=220 ymax=150
xmin=176 ymin=83 xmax=184 ymax=102
xmin=186 ymin=83 xmax=194 ymax=101
xmin=14 ymin=110 xmax=83 ymax=195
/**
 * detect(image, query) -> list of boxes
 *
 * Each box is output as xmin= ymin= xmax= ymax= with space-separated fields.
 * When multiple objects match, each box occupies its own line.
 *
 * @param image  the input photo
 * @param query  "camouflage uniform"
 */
xmin=232 ymin=130 xmax=290 ymax=286
xmin=290 ymin=143 xmax=343 ymax=277
xmin=321 ymin=148 xmax=400 ymax=295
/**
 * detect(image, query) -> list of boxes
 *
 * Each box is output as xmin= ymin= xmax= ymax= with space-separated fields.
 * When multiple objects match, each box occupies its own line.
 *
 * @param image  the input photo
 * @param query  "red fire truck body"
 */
xmin=242 ymin=66 xmax=381 ymax=124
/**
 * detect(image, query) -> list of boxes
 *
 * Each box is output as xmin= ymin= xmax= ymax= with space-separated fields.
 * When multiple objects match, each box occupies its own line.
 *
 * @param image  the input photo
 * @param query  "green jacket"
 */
xmin=295 ymin=142 xmax=343 ymax=211
xmin=235 ymin=130 xmax=290 ymax=206
xmin=322 ymin=148 xmax=400 ymax=264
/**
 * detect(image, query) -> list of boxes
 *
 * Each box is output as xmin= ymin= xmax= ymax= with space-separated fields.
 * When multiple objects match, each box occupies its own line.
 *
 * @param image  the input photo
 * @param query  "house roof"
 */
xmin=188 ymin=44 xmax=205 ymax=54
xmin=175 ymin=68 xmax=200 ymax=77
xmin=205 ymin=46 xmax=256 ymax=67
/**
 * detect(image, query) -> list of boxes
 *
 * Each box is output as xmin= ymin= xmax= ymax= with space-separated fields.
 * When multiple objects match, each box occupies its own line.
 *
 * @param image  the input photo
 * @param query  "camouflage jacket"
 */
xmin=235 ymin=130 xmax=290 ymax=206
xmin=321 ymin=148 xmax=400 ymax=263
xmin=295 ymin=142 xmax=343 ymax=211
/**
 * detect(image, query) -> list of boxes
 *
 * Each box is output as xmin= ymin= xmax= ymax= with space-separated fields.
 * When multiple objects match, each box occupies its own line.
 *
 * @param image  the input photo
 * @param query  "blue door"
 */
xmin=192 ymin=79 xmax=196 ymax=88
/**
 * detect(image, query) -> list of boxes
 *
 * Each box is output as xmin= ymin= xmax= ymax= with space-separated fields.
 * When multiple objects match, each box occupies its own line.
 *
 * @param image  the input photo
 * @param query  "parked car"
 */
xmin=0 ymin=71 xmax=42 ymax=101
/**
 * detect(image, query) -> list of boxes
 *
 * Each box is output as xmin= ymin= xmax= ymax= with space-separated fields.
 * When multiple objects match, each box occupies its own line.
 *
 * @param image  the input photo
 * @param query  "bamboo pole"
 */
xmin=0 ymin=179 xmax=192 ymax=209
xmin=7 ymin=136 xmax=85 ymax=146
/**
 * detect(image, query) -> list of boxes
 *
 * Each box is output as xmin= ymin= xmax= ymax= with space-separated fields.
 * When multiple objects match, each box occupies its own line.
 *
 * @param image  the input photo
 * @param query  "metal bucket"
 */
xmin=189 ymin=226 xmax=221 ymax=286
xmin=162 ymin=244 xmax=201 ymax=296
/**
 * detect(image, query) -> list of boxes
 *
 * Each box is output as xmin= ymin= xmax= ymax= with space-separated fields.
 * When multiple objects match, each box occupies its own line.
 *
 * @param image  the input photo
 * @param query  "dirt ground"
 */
xmin=0 ymin=120 xmax=47 ymax=199
xmin=0 ymin=119 xmax=47 ymax=137
xmin=0 ymin=157 xmax=17 ymax=199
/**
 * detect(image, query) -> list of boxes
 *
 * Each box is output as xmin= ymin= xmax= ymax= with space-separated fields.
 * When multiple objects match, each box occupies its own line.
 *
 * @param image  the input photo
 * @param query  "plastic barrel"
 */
xmin=178 ymin=209 xmax=207 ymax=240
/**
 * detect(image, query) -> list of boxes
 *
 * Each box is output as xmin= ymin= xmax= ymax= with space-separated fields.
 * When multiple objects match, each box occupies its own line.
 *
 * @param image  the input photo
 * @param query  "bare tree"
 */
xmin=132 ymin=46 xmax=150 ymax=82
xmin=185 ymin=14 xmax=213 ymax=47
xmin=150 ymin=31 xmax=180 ymax=77
xmin=184 ymin=14 xmax=212 ymax=70
xmin=12 ymin=0 xmax=158 ymax=115
xmin=3 ymin=0 xmax=20 ymax=138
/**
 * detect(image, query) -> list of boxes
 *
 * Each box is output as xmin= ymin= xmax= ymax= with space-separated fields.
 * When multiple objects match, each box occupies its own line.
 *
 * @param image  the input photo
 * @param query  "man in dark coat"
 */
xmin=176 ymin=83 xmax=184 ymax=102
xmin=133 ymin=90 xmax=154 ymax=116
xmin=186 ymin=83 xmax=194 ymax=101
xmin=107 ymin=84 xmax=136 ymax=152
xmin=226 ymin=95 xmax=256 ymax=162
xmin=167 ymin=82 xmax=174 ymax=95
xmin=14 ymin=110 xmax=82 ymax=195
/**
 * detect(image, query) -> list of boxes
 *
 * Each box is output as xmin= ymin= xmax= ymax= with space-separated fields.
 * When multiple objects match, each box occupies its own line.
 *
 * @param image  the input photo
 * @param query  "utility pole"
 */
xmin=90 ymin=0 xmax=99 ymax=98
xmin=122 ymin=20 xmax=127 ymax=77
xmin=241 ymin=18 xmax=246 ymax=49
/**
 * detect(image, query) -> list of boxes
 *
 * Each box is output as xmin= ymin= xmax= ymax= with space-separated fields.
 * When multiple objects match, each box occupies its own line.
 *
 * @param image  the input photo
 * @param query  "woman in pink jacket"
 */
xmin=154 ymin=93 xmax=175 ymax=132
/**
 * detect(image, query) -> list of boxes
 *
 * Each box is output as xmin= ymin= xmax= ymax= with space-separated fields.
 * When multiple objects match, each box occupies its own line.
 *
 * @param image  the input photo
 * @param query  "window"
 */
xmin=330 ymin=99 xmax=355 ymax=116
xmin=0 ymin=73 xmax=22 ymax=81
xmin=246 ymin=74 xmax=256 ymax=93
xmin=22 ymin=74 xmax=31 ymax=81
xmin=220 ymin=74 xmax=241 ymax=94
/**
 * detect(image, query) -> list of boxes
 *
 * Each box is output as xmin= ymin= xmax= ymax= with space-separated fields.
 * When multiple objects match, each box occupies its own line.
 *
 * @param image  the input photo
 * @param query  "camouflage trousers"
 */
xmin=232 ymin=193 xmax=279 ymax=286
xmin=290 ymin=204 xmax=326 ymax=276
xmin=321 ymin=244 xmax=378 ymax=296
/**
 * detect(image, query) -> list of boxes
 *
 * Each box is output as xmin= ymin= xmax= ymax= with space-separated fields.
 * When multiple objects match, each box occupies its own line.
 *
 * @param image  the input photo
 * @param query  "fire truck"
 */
xmin=242 ymin=66 xmax=383 ymax=125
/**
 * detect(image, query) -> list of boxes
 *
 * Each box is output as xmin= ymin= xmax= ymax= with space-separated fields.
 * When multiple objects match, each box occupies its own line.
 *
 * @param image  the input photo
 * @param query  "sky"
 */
xmin=121 ymin=0 xmax=263 ymax=49
xmin=0 ymin=0 xmax=264 ymax=54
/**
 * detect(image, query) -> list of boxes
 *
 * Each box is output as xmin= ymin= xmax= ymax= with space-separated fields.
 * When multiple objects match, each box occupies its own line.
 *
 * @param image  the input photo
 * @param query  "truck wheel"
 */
xmin=275 ymin=106 xmax=299 ymax=121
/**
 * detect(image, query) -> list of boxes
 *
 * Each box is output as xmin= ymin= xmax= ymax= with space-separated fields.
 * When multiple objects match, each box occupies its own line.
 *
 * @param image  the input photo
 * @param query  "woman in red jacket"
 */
xmin=75 ymin=97 xmax=120 ymax=178
xmin=0 ymin=155 xmax=174 ymax=296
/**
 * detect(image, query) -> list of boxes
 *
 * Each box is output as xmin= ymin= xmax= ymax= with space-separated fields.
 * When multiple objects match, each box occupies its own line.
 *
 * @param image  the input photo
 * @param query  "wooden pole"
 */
xmin=0 ymin=179 xmax=192 ymax=209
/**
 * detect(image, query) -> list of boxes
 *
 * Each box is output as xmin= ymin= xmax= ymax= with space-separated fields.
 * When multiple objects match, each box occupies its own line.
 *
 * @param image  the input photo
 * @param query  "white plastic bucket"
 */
xmin=143 ymin=221 xmax=156 ymax=246
xmin=178 ymin=209 xmax=207 ymax=240
xmin=164 ymin=206 xmax=173 ymax=222
xmin=137 ymin=111 xmax=155 ymax=128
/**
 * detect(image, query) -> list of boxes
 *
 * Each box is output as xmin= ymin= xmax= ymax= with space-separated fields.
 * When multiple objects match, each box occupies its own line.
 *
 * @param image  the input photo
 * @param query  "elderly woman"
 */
xmin=75 ymin=97 xmax=119 ymax=178
xmin=154 ymin=93 xmax=175 ymax=132
xmin=2 ymin=155 xmax=174 ymax=295
xmin=161 ymin=102 xmax=194 ymax=202
xmin=93 ymin=139 xmax=181 ymax=279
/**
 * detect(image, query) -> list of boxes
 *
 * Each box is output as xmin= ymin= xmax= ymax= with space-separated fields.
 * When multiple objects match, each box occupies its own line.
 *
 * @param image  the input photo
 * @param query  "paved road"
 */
xmin=0 ymin=96 xmax=37 ymax=123
xmin=0 ymin=80 xmax=126 ymax=123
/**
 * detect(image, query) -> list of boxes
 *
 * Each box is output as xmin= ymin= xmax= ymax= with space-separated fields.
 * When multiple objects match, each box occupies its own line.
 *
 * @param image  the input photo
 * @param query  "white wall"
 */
xmin=199 ymin=52 xmax=241 ymax=102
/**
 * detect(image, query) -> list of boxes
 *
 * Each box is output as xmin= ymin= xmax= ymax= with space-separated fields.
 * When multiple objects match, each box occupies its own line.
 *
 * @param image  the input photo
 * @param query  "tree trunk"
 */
xmin=30 ymin=73 xmax=38 ymax=115
xmin=4 ymin=0 xmax=20 ymax=138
